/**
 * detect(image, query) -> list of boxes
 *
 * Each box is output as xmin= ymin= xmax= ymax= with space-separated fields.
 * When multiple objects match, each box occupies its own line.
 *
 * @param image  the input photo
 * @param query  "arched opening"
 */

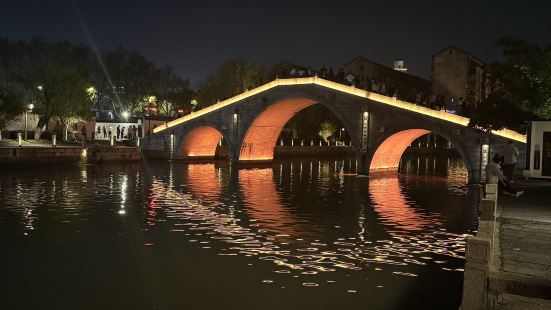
xmin=370 ymin=129 xmax=430 ymax=172
xmin=239 ymin=98 xmax=352 ymax=162
xmin=239 ymin=98 xmax=318 ymax=162
xmin=369 ymin=128 xmax=472 ymax=181
xmin=178 ymin=126 xmax=223 ymax=159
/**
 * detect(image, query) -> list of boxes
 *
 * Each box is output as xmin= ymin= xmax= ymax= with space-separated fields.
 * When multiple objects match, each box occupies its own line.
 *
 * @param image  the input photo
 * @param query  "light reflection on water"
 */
xmin=145 ymin=159 xmax=470 ymax=279
xmin=0 ymin=155 xmax=477 ymax=309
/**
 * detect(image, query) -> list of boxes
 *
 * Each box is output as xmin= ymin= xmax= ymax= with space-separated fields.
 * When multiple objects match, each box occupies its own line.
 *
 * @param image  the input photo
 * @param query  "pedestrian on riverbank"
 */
xmin=116 ymin=125 xmax=121 ymax=140
xmin=81 ymin=126 xmax=87 ymax=146
xmin=503 ymin=140 xmax=520 ymax=182
xmin=103 ymin=126 xmax=107 ymax=139
xmin=486 ymin=154 xmax=523 ymax=197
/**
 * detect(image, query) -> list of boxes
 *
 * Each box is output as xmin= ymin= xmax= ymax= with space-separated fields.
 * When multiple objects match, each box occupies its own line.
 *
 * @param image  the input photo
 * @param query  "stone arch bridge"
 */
xmin=141 ymin=77 xmax=526 ymax=183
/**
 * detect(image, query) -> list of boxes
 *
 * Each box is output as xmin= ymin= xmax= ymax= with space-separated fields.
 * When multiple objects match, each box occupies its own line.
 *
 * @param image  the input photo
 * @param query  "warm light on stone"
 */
xmin=153 ymin=77 xmax=525 ymax=143
xmin=370 ymin=129 xmax=430 ymax=172
xmin=179 ymin=126 xmax=223 ymax=159
xmin=239 ymin=98 xmax=316 ymax=162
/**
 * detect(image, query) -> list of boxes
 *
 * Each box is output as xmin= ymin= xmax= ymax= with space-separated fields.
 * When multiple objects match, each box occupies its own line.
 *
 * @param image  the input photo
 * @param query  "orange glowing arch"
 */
xmin=183 ymin=163 xmax=221 ymax=199
xmin=239 ymin=98 xmax=318 ymax=162
xmin=369 ymin=129 xmax=430 ymax=172
xmin=178 ymin=126 xmax=223 ymax=159
xmin=369 ymin=176 xmax=440 ymax=231
xmin=239 ymin=168 xmax=301 ymax=236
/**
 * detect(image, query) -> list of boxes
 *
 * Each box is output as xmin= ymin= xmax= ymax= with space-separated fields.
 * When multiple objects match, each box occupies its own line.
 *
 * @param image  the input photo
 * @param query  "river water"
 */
xmin=0 ymin=155 xmax=478 ymax=310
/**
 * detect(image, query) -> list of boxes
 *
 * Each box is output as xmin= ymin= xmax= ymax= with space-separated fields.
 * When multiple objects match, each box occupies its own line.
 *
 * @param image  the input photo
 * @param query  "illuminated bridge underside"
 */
xmin=179 ymin=126 xmax=222 ymax=159
xmin=239 ymin=98 xmax=316 ymax=162
xmin=370 ymin=129 xmax=430 ymax=173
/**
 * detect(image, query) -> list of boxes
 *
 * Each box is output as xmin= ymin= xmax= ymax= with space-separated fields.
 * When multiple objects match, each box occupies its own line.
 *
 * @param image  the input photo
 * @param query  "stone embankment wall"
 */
xmin=461 ymin=183 xmax=500 ymax=309
xmin=0 ymin=147 xmax=141 ymax=164
xmin=142 ymin=145 xmax=357 ymax=160
xmin=274 ymin=146 xmax=355 ymax=158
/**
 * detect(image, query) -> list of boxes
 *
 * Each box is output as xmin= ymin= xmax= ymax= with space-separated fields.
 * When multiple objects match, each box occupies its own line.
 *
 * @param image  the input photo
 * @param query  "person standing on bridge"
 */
xmin=345 ymin=72 xmax=355 ymax=86
xmin=486 ymin=154 xmax=523 ymax=197
xmin=503 ymin=140 xmax=520 ymax=182
xmin=319 ymin=66 xmax=327 ymax=78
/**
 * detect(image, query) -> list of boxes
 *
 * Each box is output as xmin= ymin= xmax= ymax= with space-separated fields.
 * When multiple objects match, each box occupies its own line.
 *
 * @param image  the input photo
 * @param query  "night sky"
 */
xmin=2 ymin=0 xmax=550 ymax=87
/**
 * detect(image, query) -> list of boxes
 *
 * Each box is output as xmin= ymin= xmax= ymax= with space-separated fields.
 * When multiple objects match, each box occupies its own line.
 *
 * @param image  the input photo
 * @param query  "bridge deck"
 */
xmin=153 ymin=77 xmax=525 ymax=143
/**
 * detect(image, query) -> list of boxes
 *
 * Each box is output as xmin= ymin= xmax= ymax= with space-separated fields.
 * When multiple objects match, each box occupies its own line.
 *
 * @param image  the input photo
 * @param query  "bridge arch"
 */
xmin=238 ymin=97 xmax=358 ymax=162
xmin=367 ymin=125 xmax=476 ymax=182
xmin=176 ymin=125 xmax=231 ymax=160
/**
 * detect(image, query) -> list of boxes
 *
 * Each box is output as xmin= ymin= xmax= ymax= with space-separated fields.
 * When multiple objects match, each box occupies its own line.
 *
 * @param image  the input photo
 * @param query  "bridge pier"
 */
xmin=356 ymin=148 xmax=368 ymax=176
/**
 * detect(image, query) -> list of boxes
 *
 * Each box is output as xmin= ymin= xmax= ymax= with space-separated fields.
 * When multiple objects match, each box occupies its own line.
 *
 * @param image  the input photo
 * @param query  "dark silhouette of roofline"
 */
xmin=344 ymin=56 xmax=430 ymax=84
xmin=432 ymin=46 xmax=487 ymax=66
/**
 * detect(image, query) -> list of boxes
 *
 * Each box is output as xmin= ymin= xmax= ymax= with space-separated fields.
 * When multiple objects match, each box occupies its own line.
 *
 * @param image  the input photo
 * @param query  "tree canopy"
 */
xmin=196 ymin=59 xmax=267 ymax=108
xmin=470 ymin=38 xmax=551 ymax=131
xmin=0 ymin=84 xmax=25 ymax=135
xmin=0 ymin=38 xmax=193 ymax=138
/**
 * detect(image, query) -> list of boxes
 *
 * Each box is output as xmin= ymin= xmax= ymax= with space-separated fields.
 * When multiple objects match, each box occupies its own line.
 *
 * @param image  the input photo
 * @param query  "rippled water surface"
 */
xmin=0 ymin=155 xmax=478 ymax=309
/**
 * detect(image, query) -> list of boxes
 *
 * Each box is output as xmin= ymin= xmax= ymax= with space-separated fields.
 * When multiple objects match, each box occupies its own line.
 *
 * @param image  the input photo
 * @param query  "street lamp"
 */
xmin=122 ymin=111 xmax=130 ymax=122
xmin=339 ymin=127 xmax=345 ymax=144
xmin=24 ymin=103 xmax=34 ymax=140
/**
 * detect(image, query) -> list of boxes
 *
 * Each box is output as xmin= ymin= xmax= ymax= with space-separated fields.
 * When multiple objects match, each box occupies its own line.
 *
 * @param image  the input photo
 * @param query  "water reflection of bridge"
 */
xmin=145 ymin=160 xmax=470 ymax=276
xmin=172 ymin=160 xmax=469 ymax=236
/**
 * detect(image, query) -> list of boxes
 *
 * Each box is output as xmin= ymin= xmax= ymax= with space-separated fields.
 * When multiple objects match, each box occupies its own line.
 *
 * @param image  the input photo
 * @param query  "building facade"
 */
xmin=343 ymin=57 xmax=431 ymax=102
xmin=431 ymin=47 xmax=493 ymax=107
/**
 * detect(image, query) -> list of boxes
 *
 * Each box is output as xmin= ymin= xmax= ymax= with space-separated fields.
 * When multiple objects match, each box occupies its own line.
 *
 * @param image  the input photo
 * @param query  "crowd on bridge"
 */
xmin=277 ymin=66 xmax=473 ymax=117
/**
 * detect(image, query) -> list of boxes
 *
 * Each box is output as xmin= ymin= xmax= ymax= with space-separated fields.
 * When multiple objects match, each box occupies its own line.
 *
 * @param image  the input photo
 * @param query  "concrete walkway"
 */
xmin=492 ymin=179 xmax=551 ymax=309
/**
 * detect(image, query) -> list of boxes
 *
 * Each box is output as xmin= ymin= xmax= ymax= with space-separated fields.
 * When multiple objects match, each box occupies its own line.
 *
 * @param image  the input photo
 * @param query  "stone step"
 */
xmin=489 ymin=271 xmax=551 ymax=301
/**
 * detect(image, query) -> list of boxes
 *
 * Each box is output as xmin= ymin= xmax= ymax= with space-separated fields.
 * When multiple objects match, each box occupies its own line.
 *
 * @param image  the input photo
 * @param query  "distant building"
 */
xmin=343 ymin=57 xmax=431 ymax=102
xmin=393 ymin=60 xmax=408 ymax=72
xmin=431 ymin=46 xmax=493 ymax=107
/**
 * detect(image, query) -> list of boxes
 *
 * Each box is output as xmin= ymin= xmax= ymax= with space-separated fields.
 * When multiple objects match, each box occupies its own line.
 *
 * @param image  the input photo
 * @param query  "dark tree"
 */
xmin=470 ymin=38 xmax=551 ymax=131
xmin=197 ymin=59 xmax=267 ymax=108
xmin=1 ymin=39 xmax=93 ymax=139
xmin=103 ymin=47 xmax=156 ymax=115
xmin=152 ymin=66 xmax=194 ymax=116
xmin=0 ymin=84 xmax=25 ymax=139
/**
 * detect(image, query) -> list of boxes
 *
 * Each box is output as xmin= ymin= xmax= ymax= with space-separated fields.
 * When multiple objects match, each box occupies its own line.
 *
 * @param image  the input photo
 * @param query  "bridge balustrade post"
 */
xmin=479 ymin=137 xmax=490 ymax=184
